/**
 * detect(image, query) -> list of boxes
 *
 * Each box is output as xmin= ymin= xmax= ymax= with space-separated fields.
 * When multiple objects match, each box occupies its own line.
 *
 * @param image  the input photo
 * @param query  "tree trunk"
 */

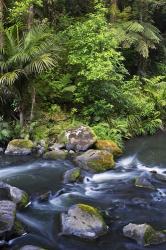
xmin=27 ymin=5 xmax=35 ymax=123
xmin=27 ymin=4 xmax=34 ymax=30
xmin=0 ymin=0 xmax=4 ymax=49
xmin=111 ymin=0 xmax=118 ymax=23
xmin=19 ymin=107 xmax=24 ymax=128
xmin=30 ymin=86 xmax=36 ymax=122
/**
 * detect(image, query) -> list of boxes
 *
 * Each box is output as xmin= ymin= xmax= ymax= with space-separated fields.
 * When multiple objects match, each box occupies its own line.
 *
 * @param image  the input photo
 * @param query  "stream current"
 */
xmin=0 ymin=132 xmax=166 ymax=250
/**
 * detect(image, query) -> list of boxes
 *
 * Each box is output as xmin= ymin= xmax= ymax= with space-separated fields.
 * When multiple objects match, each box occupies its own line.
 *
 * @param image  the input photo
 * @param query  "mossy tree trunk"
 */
xmin=0 ymin=0 xmax=4 ymax=50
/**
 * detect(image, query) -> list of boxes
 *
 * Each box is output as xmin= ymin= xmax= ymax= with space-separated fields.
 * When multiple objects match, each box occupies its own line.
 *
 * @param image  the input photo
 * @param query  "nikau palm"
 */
xmin=0 ymin=25 xmax=56 ymax=127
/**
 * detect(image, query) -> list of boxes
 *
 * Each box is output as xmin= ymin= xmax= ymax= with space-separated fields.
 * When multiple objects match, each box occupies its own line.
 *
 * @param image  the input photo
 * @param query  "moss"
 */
xmin=13 ymin=220 xmax=25 ymax=236
xmin=43 ymin=150 xmax=67 ymax=160
xmin=70 ymin=168 xmax=81 ymax=181
xmin=144 ymin=226 xmax=157 ymax=245
xmin=9 ymin=139 xmax=33 ymax=149
xmin=88 ymin=151 xmax=115 ymax=173
xmin=95 ymin=140 xmax=122 ymax=156
xmin=58 ymin=131 xmax=68 ymax=144
xmin=77 ymin=204 xmax=105 ymax=223
xmin=20 ymin=193 xmax=29 ymax=208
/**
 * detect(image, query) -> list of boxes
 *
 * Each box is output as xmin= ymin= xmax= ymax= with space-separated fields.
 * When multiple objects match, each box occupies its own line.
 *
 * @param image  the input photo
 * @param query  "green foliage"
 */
xmin=0 ymin=0 xmax=165 ymax=146
xmin=92 ymin=123 xmax=124 ymax=147
xmin=0 ymin=119 xmax=12 ymax=143
xmin=9 ymin=0 xmax=43 ymax=26
xmin=65 ymin=9 xmax=127 ymax=81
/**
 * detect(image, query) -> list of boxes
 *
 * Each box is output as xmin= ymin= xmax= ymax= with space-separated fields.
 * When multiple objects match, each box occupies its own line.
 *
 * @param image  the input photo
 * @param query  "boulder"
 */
xmin=0 ymin=182 xmax=29 ymax=207
xmin=63 ymin=168 xmax=81 ymax=184
xmin=20 ymin=246 xmax=46 ymax=250
xmin=75 ymin=149 xmax=115 ymax=173
xmin=95 ymin=140 xmax=122 ymax=156
xmin=49 ymin=143 xmax=65 ymax=151
xmin=58 ymin=126 xmax=97 ymax=152
xmin=0 ymin=200 xmax=16 ymax=236
xmin=35 ymin=140 xmax=47 ymax=156
xmin=0 ymin=147 xmax=3 ymax=153
xmin=43 ymin=150 xmax=67 ymax=160
xmin=5 ymin=139 xmax=33 ymax=155
xmin=61 ymin=204 xmax=107 ymax=239
xmin=123 ymin=223 xmax=166 ymax=246
xmin=135 ymin=172 xmax=155 ymax=190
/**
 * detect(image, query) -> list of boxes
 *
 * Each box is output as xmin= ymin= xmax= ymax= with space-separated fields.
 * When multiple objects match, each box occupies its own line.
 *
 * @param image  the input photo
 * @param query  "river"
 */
xmin=0 ymin=132 xmax=166 ymax=250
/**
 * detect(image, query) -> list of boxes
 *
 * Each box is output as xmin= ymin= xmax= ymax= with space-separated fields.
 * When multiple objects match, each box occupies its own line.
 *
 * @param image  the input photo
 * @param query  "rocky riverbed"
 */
xmin=0 ymin=128 xmax=165 ymax=250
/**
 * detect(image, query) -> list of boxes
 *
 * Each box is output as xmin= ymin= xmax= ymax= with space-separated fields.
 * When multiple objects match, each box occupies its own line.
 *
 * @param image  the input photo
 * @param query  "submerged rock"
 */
xmin=58 ymin=125 xmax=97 ymax=152
xmin=0 ymin=200 xmax=16 ymax=236
xmin=61 ymin=204 xmax=107 ymax=239
xmin=0 ymin=182 xmax=29 ymax=207
xmin=152 ymin=172 xmax=166 ymax=182
xmin=43 ymin=150 xmax=67 ymax=160
xmin=123 ymin=223 xmax=166 ymax=246
xmin=75 ymin=149 xmax=115 ymax=173
xmin=20 ymin=246 xmax=46 ymax=250
xmin=95 ymin=140 xmax=122 ymax=156
xmin=135 ymin=172 xmax=155 ymax=190
xmin=63 ymin=168 xmax=81 ymax=184
xmin=5 ymin=139 xmax=33 ymax=155
xmin=38 ymin=191 xmax=51 ymax=203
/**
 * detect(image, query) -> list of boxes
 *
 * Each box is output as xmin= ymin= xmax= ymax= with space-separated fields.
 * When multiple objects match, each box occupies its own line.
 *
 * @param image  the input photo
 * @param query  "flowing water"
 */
xmin=0 ymin=132 xmax=166 ymax=250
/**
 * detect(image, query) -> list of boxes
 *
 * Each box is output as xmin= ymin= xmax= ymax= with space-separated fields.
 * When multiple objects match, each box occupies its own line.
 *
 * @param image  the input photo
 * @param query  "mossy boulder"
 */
xmin=61 ymin=204 xmax=107 ymax=239
xmin=63 ymin=168 xmax=81 ymax=184
xmin=75 ymin=149 xmax=115 ymax=173
xmin=0 ymin=182 xmax=29 ymax=208
xmin=95 ymin=140 xmax=122 ymax=156
xmin=58 ymin=125 xmax=97 ymax=152
xmin=43 ymin=150 xmax=68 ymax=160
xmin=5 ymin=139 xmax=34 ymax=155
xmin=123 ymin=223 xmax=166 ymax=246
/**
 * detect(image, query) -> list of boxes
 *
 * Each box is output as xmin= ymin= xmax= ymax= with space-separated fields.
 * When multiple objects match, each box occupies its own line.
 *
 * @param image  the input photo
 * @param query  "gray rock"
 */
xmin=49 ymin=143 xmax=65 ymax=151
xmin=20 ymin=246 xmax=46 ymax=250
xmin=69 ymin=150 xmax=75 ymax=154
xmin=75 ymin=149 xmax=115 ymax=173
xmin=43 ymin=150 xmax=68 ymax=160
xmin=5 ymin=139 xmax=33 ymax=155
xmin=58 ymin=125 xmax=97 ymax=152
xmin=38 ymin=140 xmax=46 ymax=147
xmin=61 ymin=204 xmax=107 ymax=239
xmin=0 ymin=147 xmax=4 ymax=153
xmin=0 ymin=182 xmax=29 ymax=207
xmin=63 ymin=168 xmax=81 ymax=184
xmin=123 ymin=223 xmax=166 ymax=246
xmin=135 ymin=172 xmax=155 ymax=190
xmin=0 ymin=200 xmax=16 ymax=236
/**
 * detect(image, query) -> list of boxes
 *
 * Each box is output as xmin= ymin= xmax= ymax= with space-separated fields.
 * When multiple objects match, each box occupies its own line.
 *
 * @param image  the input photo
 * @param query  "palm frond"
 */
xmin=124 ymin=21 xmax=144 ymax=33
xmin=0 ymin=70 xmax=24 ymax=86
xmin=24 ymin=53 xmax=55 ymax=74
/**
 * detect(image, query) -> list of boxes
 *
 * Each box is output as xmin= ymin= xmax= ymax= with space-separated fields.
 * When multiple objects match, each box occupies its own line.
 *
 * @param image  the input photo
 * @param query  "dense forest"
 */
xmin=0 ymin=0 xmax=166 ymax=146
